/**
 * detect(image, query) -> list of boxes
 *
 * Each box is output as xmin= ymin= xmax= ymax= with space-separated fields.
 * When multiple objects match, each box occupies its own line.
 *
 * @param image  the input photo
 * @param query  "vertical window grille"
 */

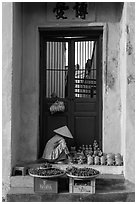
xmin=75 ymin=40 xmax=96 ymax=98
xmin=45 ymin=39 xmax=97 ymax=99
xmin=46 ymin=41 xmax=68 ymax=98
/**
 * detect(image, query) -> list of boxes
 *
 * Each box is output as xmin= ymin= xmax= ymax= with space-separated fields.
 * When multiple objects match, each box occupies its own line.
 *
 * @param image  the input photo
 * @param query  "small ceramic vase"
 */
xmin=87 ymin=155 xmax=94 ymax=165
xmin=94 ymin=150 xmax=98 ymax=156
xmin=115 ymin=153 xmax=122 ymax=159
xmin=100 ymin=155 xmax=106 ymax=165
xmin=94 ymin=155 xmax=100 ymax=165
xmin=107 ymin=153 xmax=115 ymax=159
xmin=115 ymin=157 xmax=123 ymax=166
xmin=107 ymin=157 xmax=114 ymax=166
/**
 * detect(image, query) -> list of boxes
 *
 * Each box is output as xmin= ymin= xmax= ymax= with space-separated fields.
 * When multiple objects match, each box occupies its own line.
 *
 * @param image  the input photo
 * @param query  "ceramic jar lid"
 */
xmin=106 ymin=153 xmax=115 ymax=159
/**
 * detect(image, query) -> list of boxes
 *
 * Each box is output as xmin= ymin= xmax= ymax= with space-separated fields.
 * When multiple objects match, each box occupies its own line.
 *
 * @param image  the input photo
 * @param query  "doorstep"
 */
xmin=10 ymin=164 xmax=124 ymax=188
xmin=7 ymin=161 xmax=135 ymax=202
xmin=10 ymin=174 xmax=124 ymax=189
xmin=7 ymin=176 xmax=135 ymax=202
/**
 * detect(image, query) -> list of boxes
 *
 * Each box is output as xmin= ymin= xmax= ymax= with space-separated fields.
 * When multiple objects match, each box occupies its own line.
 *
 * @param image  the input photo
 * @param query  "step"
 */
xmin=7 ymin=186 xmax=135 ymax=202
xmin=10 ymin=174 xmax=124 ymax=188
xmin=7 ymin=175 xmax=135 ymax=202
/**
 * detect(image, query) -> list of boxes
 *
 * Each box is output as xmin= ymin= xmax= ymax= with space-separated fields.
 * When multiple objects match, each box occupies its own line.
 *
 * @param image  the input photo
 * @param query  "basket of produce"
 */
xmin=29 ymin=167 xmax=65 ymax=178
xmin=66 ymin=166 xmax=100 ymax=179
xmin=50 ymin=100 xmax=65 ymax=114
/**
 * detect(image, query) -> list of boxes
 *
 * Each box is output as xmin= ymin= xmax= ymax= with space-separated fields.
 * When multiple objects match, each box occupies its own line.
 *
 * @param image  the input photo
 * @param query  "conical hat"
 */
xmin=53 ymin=126 xmax=73 ymax=138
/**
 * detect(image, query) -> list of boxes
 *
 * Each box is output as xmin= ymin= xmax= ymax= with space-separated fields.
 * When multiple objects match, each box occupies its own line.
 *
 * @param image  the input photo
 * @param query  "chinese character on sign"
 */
xmin=73 ymin=2 xmax=88 ymax=19
xmin=53 ymin=3 xmax=69 ymax=19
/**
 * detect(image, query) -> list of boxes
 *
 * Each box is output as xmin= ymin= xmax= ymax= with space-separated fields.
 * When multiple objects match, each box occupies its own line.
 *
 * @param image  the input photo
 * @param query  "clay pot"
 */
xmin=115 ymin=157 xmax=123 ymax=166
xmin=98 ymin=150 xmax=103 ymax=157
xmin=94 ymin=156 xmax=100 ymax=165
xmin=107 ymin=157 xmax=114 ymax=166
xmin=115 ymin=153 xmax=122 ymax=159
xmin=87 ymin=155 xmax=94 ymax=165
xmin=106 ymin=153 xmax=115 ymax=159
xmin=94 ymin=150 xmax=98 ymax=156
xmin=100 ymin=155 xmax=106 ymax=165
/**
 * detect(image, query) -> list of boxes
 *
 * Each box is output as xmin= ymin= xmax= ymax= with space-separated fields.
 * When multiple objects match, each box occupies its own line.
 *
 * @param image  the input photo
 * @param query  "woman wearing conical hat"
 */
xmin=42 ymin=126 xmax=73 ymax=163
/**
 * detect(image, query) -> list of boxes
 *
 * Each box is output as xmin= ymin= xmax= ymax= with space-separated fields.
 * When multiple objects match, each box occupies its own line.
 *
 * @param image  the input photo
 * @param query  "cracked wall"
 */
xmin=103 ymin=22 xmax=121 ymax=153
xmin=125 ymin=2 xmax=135 ymax=184
xmin=17 ymin=2 xmax=123 ymax=162
xmin=2 ymin=4 xmax=135 ymax=196
xmin=119 ymin=2 xmax=135 ymax=183
xmin=2 ymin=2 xmax=13 ymax=198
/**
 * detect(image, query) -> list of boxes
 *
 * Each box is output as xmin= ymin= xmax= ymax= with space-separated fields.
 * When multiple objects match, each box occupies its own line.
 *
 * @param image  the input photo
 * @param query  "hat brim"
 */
xmin=53 ymin=126 xmax=73 ymax=139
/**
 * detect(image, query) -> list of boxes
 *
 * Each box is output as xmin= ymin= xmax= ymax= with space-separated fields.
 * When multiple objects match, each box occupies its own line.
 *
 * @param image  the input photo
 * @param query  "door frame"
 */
xmin=38 ymin=25 xmax=107 ymax=158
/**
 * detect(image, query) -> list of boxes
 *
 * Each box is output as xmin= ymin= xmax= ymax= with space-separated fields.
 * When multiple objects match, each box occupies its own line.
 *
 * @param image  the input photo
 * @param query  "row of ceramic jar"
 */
xmin=87 ymin=153 xmax=123 ymax=166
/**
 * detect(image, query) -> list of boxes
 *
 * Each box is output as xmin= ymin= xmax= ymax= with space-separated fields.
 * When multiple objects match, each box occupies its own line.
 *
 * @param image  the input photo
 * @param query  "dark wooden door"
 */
xmin=39 ymin=29 xmax=102 ymax=158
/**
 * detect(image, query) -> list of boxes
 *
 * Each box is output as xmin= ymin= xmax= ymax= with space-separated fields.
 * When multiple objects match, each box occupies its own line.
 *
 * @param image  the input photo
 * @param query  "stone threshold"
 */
xmin=7 ymin=178 xmax=135 ymax=202
xmin=8 ymin=162 xmax=135 ymax=202
xmin=10 ymin=173 xmax=124 ymax=188
xmin=7 ymin=191 xmax=135 ymax=202
xmin=11 ymin=164 xmax=124 ymax=188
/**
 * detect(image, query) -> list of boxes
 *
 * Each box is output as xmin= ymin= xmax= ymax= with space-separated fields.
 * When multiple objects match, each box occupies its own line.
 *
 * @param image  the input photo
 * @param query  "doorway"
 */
xmin=39 ymin=27 xmax=102 ymax=158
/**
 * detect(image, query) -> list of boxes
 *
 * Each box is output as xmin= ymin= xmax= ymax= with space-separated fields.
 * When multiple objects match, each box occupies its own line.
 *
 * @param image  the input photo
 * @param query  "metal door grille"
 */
xmin=46 ymin=41 xmax=68 ymax=98
xmin=75 ymin=41 xmax=96 ymax=98
xmin=45 ymin=40 xmax=96 ymax=99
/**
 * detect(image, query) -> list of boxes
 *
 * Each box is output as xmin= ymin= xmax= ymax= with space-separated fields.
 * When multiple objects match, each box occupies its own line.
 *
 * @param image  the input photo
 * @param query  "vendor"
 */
xmin=42 ymin=126 xmax=73 ymax=163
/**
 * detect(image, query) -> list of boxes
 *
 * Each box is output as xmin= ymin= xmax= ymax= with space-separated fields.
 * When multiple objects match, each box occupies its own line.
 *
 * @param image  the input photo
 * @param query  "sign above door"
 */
xmin=53 ymin=2 xmax=88 ymax=20
xmin=46 ymin=2 xmax=96 ymax=22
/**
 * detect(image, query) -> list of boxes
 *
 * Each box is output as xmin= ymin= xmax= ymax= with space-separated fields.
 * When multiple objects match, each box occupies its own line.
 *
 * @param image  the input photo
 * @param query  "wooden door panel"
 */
xmin=74 ymin=116 xmax=96 ymax=146
xmin=74 ymin=101 xmax=96 ymax=112
xmin=39 ymin=30 xmax=102 ymax=157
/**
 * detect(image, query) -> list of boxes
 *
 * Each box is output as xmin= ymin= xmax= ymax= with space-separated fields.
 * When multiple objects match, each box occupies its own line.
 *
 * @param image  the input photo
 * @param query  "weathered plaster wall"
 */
xmin=119 ymin=2 xmax=135 ymax=184
xmin=119 ymin=1 xmax=127 ymax=161
xmin=103 ymin=22 xmax=121 ymax=153
xmin=125 ymin=2 xmax=135 ymax=183
xmin=46 ymin=2 xmax=123 ymax=23
xmin=19 ymin=3 xmax=44 ymax=161
xmin=11 ymin=2 xmax=22 ymax=168
xmin=2 ymin=2 xmax=13 ymax=198
xmin=3 ymin=2 xmax=134 ymax=199
xmin=18 ymin=2 xmax=123 ymax=162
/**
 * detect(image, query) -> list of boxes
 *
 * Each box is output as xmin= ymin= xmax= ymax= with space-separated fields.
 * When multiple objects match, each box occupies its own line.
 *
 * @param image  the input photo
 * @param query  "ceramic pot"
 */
xmin=115 ymin=157 xmax=123 ymax=166
xmin=106 ymin=153 xmax=115 ymax=159
xmin=94 ymin=156 xmax=100 ymax=165
xmin=115 ymin=153 xmax=122 ymax=159
xmin=107 ymin=157 xmax=114 ymax=166
xmin=87 ymin=155 xmax=94 ymax=165
xmin=94 ymin=150 xmax=98 ymax=156
xmin=100 ymin=155 xmax=106 ymax=165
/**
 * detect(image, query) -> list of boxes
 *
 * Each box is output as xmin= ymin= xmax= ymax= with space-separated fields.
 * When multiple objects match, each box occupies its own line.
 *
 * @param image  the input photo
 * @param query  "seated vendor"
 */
xmin=42 ymin=126 xmax=73 ymax=163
